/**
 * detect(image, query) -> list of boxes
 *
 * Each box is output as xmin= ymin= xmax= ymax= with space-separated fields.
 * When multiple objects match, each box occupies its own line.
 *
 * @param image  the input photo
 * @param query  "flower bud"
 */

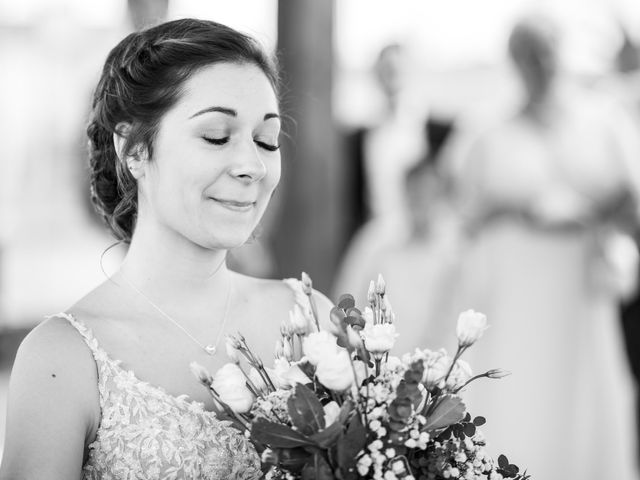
xmin=274 ymin=338 xmax=286 ymax=359
xmin=282 ymin=339 xmax=295 ymax=362
xmin=289 ymin=304 xmax=312 ymax=336
xmin=225 ymin=336 xmax=241 ymax=363
xmin=486 ymin=369 xmax=511 ymax=379
xmin=456 ymin=310 xmax=488 ymax=347
xmin=375 ymin=274 xmax=386 ymax=295
xmin=301 ymin=271 xmax=313 ymax=295
xmin=367 ymin=280 xmax=376 ymax=305
xmin=190 ymin=361 xmax=214 ymax=386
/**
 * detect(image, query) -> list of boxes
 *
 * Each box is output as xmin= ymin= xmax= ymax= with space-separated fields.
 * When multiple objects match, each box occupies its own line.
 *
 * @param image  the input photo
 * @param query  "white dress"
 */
xmin=453 ymin=98 xmax=640 ymax=480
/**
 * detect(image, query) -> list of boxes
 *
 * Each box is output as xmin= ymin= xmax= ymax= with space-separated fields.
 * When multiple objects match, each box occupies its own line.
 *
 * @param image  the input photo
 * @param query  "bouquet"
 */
xmin=191 ymin=273 xmax=529 ymax=480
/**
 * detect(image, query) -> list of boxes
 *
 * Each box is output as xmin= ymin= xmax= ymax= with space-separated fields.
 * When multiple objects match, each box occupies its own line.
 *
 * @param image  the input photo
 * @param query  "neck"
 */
xmin=116 ymin=218 xmax=230 ymax=301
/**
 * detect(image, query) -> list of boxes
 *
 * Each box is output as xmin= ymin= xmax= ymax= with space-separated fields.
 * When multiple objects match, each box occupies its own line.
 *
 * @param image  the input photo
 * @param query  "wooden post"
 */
xmin=272 ymin=0 xmax=342 ymax=293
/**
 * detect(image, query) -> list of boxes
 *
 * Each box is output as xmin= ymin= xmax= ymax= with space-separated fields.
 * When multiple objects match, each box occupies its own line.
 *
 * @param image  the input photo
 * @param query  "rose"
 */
xmin=456 ymin=310 xmax=488 ymax=347
xmin=268 ymin=358 xmax=312 ymax=389
xmin=212 ymin=363 xmax=255 ymax=413
xmin=362 ymin=323 xmax=398 ymax=356
xmin=302 ymin=330 xmax=340 ymax=366
xmin=315 ymin=349 xmax=355 ymax=391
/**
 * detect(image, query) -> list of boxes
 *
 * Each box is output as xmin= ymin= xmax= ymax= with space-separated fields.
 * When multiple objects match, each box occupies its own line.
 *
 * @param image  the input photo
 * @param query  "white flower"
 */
xmin=316 ymin=349 xmax=355 ymax=391
xmin=268 ymin=358 xmax=311 ymax=389
xmin=362 ymin=323 xmax=398 ymax=355
xmin=212 ymin=363 xmax=254 ymax=413
xmin=302 ymin=330 xmax=339 ymax=366
xmin=323 ymin=401 xmax=341 ymax=427
xmin=422 ymin=352 xmax=450 ymax=388
xmin=456 ymin=310 xmax=488 ymax=347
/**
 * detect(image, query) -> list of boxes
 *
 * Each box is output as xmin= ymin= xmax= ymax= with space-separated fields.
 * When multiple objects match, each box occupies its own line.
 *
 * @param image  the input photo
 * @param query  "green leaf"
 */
xmin=288 ymin=383 xmax=326 ymax=436
xmin=251 ymin=418 xmax=317 ymax=448
xmin=423 ymin=395 xmax=466 ymax=430
xmin=310 ymin=422 xmax=344 ymax=448
xmin=498 ymin=455 xmax=509 ymax=469
xmin=337 ymin=415 xmax=367 ymax=470
xmin=301 ymin=453 xmax=334 ymax=480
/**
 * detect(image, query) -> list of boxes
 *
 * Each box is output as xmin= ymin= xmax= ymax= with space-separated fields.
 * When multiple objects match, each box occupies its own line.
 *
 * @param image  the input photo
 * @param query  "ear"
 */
xmin=113 ymin=122 xmax=146 ymax=179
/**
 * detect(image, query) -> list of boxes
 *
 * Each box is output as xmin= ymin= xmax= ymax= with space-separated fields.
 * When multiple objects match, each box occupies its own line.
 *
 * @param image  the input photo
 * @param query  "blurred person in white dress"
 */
xmin=450 ymin=14 xmax=640 ymax=480
xmin=333 ymin=43 xmax=429 ymax=303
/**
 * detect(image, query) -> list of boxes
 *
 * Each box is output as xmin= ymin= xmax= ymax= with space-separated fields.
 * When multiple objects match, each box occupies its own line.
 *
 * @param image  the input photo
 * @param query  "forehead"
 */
xmin=176 ymin=62 xmax=279 ymax=116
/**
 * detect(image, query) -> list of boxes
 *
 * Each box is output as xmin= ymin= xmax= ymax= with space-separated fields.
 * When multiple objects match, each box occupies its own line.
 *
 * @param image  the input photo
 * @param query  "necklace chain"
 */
xmin=118 ymin=272 xmax=232 ymax=356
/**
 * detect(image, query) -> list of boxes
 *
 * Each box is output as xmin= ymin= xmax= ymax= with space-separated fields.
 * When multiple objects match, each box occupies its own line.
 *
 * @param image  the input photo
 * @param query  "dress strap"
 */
xmin=47 ymin=312 xmax=112 ymax=366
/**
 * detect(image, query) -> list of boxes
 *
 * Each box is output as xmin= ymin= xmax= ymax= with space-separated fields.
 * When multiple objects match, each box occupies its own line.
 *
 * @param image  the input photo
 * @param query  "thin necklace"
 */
xmin=118 ymin=270 xmax=232 ymax=356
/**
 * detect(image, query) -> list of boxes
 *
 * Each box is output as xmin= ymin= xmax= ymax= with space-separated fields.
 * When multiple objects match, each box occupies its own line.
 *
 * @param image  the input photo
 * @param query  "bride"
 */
xmin=0 ymin=18 xmax=332 ymax=479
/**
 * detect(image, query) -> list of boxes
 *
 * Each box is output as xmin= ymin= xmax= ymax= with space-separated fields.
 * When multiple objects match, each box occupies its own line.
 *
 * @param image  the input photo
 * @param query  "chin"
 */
xmin=193 ymin=228 xmax=255 ymax=251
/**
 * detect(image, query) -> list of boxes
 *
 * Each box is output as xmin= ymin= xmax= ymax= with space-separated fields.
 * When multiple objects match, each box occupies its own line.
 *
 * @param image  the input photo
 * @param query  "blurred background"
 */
xmin=2 ymin=0 xmax=640 ymax=469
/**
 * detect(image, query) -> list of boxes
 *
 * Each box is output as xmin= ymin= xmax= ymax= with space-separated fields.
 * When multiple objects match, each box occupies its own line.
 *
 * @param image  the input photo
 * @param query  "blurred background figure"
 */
xmin=449 ymin=13 xmax=640 ymax=479
xmin=333 ymin=42 xmax=456 ymax=306
xmin=368 ymin=158 xmax=462 ymax=354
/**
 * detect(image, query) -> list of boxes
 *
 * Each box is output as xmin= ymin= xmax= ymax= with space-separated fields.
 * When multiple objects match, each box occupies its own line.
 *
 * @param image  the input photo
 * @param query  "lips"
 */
xmin=209 ymin=197 xmax=256 ymax=212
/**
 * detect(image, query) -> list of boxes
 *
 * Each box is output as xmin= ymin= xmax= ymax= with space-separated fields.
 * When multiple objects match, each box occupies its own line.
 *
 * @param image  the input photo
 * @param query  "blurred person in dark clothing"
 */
xmin=449 ymin=13 xmax=640 ymax=480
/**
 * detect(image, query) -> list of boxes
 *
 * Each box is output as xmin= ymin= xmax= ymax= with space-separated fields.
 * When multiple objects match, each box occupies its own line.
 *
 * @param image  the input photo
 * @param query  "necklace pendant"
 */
xmin=204 ymin=344 xmax=217 ymax=355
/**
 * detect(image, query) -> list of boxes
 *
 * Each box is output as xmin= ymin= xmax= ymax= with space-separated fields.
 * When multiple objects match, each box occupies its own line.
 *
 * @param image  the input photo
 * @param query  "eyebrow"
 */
xmin=189 ymin=106 xmax=280 ymax=121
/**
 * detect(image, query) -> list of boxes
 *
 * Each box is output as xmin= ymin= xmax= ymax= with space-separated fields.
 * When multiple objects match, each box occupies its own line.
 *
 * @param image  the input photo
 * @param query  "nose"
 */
xmin=229 ymin=138 xmax=267 ymax=183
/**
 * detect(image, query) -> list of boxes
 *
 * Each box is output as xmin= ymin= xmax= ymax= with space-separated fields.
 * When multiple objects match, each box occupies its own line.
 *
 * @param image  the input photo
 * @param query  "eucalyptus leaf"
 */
xmin=423 ymin=395 xmax=466 ymax=430
xmin=337 ymin=294 xmax=355 ymax=310
xmin=473 ymin=416 xmax=486 ymax=426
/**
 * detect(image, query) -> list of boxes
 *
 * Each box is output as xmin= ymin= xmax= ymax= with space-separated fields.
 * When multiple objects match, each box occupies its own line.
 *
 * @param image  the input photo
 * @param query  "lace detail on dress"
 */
xmin=52 ymin=312 xmax=262 ymax=480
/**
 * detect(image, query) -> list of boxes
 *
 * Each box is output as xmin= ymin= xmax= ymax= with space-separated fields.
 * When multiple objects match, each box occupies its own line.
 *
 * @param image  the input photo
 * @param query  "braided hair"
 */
xmin=87 ymin=18 xmax=280 ymax=242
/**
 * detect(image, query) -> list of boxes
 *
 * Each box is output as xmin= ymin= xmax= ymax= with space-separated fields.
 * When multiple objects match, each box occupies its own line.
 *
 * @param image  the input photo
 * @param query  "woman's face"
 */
xmin=137 ymin=62 xmax=281 ymax=250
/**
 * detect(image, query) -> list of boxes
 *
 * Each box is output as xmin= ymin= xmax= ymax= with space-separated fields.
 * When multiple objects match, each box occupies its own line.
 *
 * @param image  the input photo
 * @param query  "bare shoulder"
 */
xmin=232 ymin=272 xmax=335 ymax=324
xmin=10 ymin=315 xmax=99 ymax=415
xmin=14 ymin=315 xmax=98 ymax=382
xmin=0 ymin=316 xmax=99 ymax=478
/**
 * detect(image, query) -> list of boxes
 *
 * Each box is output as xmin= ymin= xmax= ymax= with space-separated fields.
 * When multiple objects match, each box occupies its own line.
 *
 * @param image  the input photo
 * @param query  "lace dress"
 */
xmin=55 ymin=312 xmax=262 ymax=480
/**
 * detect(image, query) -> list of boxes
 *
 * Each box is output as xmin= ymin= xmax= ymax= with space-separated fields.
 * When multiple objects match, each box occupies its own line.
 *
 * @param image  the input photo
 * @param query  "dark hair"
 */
xmin=87 ymin=18 xmax=280 ymax=242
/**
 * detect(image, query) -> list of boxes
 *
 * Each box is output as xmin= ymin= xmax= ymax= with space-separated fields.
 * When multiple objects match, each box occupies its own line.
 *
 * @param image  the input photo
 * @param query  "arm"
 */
xmin=0 ymin=317 xmax=99 ymax=480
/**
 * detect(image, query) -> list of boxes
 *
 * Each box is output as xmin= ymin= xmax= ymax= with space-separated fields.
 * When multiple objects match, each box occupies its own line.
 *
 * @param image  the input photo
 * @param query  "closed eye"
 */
xmin=254 ymin=140 xmax=280 ymax=152
xmin=202 ymin=136 xmax=229 ymax=146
